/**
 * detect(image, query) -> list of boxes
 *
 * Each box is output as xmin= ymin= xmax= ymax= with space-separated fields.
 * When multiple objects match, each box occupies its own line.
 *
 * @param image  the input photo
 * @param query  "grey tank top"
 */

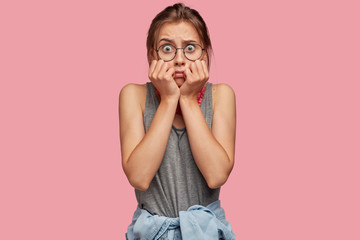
xmin=135 ymin=82 xmax=220 ymax=218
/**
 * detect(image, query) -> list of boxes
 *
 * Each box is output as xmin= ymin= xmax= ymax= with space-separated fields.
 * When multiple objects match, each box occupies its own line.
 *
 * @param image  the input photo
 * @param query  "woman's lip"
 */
xmin=174 ymin=71 xmax=185 ymax=78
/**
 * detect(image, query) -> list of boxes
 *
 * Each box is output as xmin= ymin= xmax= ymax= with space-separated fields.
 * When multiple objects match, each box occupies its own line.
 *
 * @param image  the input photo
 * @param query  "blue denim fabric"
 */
xmin=125 ymin=200 xmax=235 ymax=240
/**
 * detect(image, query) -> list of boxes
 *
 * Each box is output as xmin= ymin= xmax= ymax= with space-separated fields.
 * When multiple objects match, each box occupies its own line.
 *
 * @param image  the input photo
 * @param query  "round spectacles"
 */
xmin=156 ymin=44 xmax=205 ymax=62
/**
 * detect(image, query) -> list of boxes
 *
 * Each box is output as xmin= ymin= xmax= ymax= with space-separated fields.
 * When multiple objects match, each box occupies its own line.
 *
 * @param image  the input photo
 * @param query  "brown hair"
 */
xmin=146 ymin=3 xmax=213 ymax=69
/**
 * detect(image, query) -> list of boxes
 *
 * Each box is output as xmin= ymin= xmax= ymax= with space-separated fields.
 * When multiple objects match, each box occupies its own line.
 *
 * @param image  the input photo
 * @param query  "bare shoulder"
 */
xmin=119 ymin=83 xmax=147 ymax=112
xmin=119 ymin=83 xmax=147 ymax=101
xmin=211 ymin=83 xmax=236 ymax=111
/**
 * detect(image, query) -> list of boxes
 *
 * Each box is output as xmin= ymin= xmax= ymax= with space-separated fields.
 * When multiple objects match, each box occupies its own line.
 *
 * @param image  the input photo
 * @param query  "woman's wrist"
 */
xmin=160 ymin=94 xmax=180 ymax=106
xmin=179 ymin=94 xmax=198 ymax=107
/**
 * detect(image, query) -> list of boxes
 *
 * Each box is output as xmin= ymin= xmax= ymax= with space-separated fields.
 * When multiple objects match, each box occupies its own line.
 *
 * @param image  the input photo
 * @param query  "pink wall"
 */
xmin=1 ymin=0 xmax=359 ymax=239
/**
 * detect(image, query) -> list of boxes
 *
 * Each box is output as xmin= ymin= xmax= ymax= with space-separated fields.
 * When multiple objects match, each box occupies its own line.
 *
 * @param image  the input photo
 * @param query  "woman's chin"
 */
xmin=174 ymin=77 xmax=185 ymax=87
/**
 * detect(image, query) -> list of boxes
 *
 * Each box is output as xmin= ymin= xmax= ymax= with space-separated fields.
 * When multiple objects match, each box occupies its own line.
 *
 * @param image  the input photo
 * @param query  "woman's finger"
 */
xmin=184 ymin=62 xmax=193 ymax=81
xmin=200 ymin=60 xmax=209 ymax=80
xmin=195 ymin=60 xmax=205 ymax=80
xmin=149 ymin=60 xmax=157 ymax=77
xmin=165 ymin=67 xmax=175 ymax=81
xmin=190 ymin=61 xmax=199 ymax=78
xmin=158 ymin=62 xmax=169 ymax=80
xmin=152 ymin=60 xmax=164 ymax=79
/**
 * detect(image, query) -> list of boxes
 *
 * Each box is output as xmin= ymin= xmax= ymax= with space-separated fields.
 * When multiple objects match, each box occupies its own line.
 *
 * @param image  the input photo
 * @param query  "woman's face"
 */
xmin=153 ymin=21 xmax=208 ymax=87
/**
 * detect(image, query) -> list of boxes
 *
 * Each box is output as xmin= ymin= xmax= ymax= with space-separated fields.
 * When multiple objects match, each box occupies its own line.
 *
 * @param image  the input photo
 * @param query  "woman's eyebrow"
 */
xmin=158 ymin=38 xmax=198 ymax=44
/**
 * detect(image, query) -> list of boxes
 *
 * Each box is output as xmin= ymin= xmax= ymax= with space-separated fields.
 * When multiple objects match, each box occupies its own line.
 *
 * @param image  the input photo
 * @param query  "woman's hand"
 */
xmin=180 ymin=60 xmax=209 ymax=100
xmin=149 ymin=59 xmax=180 ymax=101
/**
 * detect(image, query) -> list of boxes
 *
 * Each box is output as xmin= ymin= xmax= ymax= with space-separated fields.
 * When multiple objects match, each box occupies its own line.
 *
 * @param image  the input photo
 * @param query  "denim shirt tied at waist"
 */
xmin=126 ymin=200 xmax=236 ymax=240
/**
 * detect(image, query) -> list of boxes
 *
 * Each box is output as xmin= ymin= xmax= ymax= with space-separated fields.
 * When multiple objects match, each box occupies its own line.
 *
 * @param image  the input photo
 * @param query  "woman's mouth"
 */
xmin=174 ymin=71 xmax=185 ymax=78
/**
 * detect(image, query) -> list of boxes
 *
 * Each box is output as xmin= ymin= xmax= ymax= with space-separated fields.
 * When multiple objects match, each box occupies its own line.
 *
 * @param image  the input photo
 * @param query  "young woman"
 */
xmin=119 ymin=3 xmax=236 ymax=240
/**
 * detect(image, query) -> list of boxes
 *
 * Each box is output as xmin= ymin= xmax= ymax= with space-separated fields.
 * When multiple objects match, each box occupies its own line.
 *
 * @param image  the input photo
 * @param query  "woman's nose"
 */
xmin=174 ymin=50 xmax=186 ymax=66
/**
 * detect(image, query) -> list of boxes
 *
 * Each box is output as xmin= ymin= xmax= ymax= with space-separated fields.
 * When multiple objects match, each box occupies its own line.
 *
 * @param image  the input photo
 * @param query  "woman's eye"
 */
xmin=162 ymin=45 xmax=173 ymax=52
xmin=186 ymin=44 xmax=195 ymax=52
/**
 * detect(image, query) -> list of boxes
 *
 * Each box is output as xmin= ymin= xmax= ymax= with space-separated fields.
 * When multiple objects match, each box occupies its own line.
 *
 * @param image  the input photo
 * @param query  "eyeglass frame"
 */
xmin=155 ymin=43 xmax=206 ymax=62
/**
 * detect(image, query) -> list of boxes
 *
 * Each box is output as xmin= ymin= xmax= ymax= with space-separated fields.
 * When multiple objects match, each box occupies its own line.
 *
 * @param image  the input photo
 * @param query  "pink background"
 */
xmin=1 ymin=0 xmax=359 ymax=239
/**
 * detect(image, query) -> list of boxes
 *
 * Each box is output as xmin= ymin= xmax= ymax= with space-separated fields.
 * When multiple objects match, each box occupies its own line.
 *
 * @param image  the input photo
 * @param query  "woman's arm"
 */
xmin=119 ymin=60 xmax=179 ymax=191
xmin=180 ymin=84 xmax=236 ymax=189
xmin=119 ymin=84 xmax=178 ymax=191
xmin=180 ymin=60 xmax=236 ymax=189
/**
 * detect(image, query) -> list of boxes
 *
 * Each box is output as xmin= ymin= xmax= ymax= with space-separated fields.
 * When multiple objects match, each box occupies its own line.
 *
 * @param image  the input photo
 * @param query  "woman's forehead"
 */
xmin=157 ymin=21 xmax=201 ymax=44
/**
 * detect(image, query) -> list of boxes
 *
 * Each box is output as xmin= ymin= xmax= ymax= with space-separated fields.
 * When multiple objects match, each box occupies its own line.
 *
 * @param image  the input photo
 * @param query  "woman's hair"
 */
xmin=146 ymin=2 xmax=213 ymax=69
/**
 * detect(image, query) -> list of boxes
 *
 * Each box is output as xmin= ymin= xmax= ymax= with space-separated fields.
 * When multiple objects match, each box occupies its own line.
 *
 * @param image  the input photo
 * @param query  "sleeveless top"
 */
xmin=135 ymin=82 xmax=220 ymax=218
